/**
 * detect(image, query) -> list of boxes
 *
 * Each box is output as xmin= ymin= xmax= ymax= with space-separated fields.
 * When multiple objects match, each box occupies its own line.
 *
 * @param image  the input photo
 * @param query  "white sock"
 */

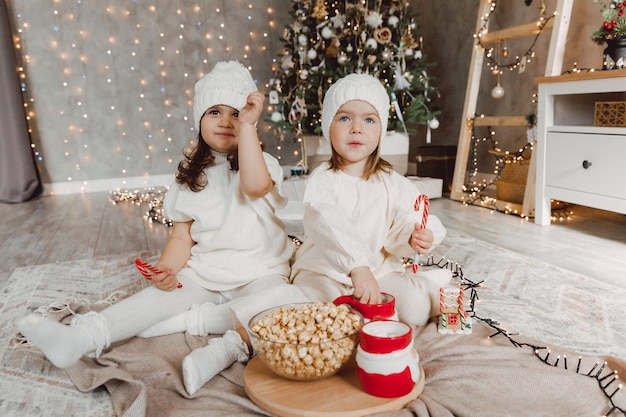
xmin=17 ymin=312 xmax=110 ymax=369
xmin=182 ymin=330 xmax=249 ymax=396
xmin=137 ymin=302 xmax=216 ymax=338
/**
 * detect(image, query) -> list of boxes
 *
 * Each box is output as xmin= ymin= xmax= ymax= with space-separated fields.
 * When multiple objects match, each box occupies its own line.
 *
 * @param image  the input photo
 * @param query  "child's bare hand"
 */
xmin=349 ymin=267 xmax=382 ymax=304
xmin=152 ymin=266 xmax=179 ymax=291
xmin=238 ymin=91 xmax=264 ymax=126
xmin=410 ymin=224 xmax=434 ymax=254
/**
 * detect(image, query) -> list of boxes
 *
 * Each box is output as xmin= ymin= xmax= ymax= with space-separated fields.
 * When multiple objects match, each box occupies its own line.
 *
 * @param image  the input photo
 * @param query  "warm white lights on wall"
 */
xmin=10 ymin=0 xmax=283 ymax=191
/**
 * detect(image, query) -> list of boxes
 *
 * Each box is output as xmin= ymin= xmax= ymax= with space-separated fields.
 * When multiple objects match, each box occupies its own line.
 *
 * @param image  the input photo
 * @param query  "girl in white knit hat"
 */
xmin=290 ymin=73 xmax=451 ymax=327
xmin=18 ymin=61 xmax=309 ymax=395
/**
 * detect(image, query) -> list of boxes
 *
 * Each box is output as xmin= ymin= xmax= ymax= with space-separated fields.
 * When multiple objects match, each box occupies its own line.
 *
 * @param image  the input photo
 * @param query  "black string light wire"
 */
xmin=421 ymin=255 xmax=625 ymax=415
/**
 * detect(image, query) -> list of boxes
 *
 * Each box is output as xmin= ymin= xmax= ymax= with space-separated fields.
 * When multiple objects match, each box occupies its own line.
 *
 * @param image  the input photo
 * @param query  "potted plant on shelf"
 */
xmin=591 ymin=0 xmax=626 ymax=69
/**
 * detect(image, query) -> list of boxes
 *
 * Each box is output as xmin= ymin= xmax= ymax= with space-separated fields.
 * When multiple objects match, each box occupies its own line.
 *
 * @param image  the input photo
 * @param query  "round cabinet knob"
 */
xmin=582 ymin=160 xmax=592 ymax=169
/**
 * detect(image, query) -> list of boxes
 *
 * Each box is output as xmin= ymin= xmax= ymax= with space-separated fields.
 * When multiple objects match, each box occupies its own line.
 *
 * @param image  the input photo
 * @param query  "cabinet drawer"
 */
xmin=545 ymin=132 xmax=626 ymax=199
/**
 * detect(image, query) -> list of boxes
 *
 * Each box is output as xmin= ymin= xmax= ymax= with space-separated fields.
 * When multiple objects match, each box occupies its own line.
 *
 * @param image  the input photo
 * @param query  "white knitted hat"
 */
xmin=193 ymin=61 xmax=258 ymax=130
xmin=321 ymin=73 xmax=390 ymax=142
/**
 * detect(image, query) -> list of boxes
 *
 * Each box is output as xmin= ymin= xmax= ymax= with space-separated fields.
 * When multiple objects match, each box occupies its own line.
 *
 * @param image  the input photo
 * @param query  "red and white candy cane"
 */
xmin=411 ymin=195 xmax=430 ymax=274
xmin=135 ymin=258 xmax=182 ymax=288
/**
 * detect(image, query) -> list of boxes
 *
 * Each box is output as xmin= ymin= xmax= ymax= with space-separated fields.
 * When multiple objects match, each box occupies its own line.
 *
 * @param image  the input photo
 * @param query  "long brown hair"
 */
xmin=175 ymin=129 xmax=238 ymax=192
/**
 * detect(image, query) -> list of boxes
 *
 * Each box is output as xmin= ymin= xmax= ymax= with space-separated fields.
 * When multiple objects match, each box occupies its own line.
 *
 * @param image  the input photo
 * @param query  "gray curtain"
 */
xmin=0 ymin=0 xmax=42 ymax=203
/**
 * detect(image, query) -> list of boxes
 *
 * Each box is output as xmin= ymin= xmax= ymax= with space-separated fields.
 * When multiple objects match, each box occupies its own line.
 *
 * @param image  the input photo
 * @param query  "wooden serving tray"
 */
xmin=244 ymin=356 xmax=424 ymax=417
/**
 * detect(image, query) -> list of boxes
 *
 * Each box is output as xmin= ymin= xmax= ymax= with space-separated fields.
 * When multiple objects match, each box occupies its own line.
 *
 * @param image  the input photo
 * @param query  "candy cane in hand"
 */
xmin=135 ymin=258 xmax=182 ymax=288
xmin=411 ymin=195 xmax=429 ymax=274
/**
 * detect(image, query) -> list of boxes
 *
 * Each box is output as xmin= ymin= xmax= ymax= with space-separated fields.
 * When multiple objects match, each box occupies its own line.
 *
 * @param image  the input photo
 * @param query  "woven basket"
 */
xmin=495 ymin=159 xmax=530 ymax=204
xmin=594 ymin=101 xmax=626 ymax=127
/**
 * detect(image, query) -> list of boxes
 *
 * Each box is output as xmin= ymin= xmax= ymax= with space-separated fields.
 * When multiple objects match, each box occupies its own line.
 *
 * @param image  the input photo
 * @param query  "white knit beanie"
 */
xmin=193 ymin=61 xmax=258 ymax=130
xmin=321 ymin=73 xmax=390 ymax=142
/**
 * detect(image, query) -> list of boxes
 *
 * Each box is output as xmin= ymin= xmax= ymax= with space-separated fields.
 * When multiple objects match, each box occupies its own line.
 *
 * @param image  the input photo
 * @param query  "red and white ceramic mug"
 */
xmin=333 ymin=292 xmax=398 ymax=322
xmin=356 ymin=320 xmax=420 ymax=398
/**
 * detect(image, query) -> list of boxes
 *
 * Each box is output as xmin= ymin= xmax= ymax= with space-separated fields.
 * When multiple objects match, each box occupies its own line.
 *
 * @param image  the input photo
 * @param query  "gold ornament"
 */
xmin=374 ymin=27 xmax=392 ymax=44
xmin=312 ymin=0 xmax=328 ymax=22
xmin=401 ymin=28 xmax=418 ymax=50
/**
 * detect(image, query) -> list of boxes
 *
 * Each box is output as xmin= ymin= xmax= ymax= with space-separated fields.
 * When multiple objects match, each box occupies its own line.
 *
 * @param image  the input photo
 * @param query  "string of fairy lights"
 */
xmin=461 ymin=0 xmax=565 ymax=218
xmin=420 ymin=255 xmax=624 ymax=416
xmin=474 ymin=0 xmax=554 ymax=78
xmin=9 ymin=0 xmax=291 ymax=190
xmin=463 ymin=120 xmax=535 ymax=212
xmin=109 ymin=187 xmax=172 ymax=226
xmin=462 ymin=115 xmax=574 ymax=221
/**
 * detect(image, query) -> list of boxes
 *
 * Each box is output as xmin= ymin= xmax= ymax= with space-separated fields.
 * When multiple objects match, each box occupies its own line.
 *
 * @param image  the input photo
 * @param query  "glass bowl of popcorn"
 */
xmin=248 ymin=301 xmax=363 ymax=381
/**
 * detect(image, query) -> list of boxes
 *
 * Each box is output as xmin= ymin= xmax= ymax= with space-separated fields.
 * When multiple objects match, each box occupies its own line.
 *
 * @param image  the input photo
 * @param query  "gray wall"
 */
xmin=413 ymin=0 xmax=604 ymax=173
xmin=6 ymin=0 xmax=603 ymax=189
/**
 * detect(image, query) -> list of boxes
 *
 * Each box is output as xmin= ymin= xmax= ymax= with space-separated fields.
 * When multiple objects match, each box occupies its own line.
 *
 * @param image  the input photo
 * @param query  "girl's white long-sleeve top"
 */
xmin=290 ymin=163 xmax=446 ymax=287
xmin=163 ymin=152 xmax=293 ymax=291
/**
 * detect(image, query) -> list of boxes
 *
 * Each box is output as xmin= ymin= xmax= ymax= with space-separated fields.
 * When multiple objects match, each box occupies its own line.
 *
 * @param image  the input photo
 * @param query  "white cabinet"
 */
xmin=535 ymin=70 xmax=626 ymax=225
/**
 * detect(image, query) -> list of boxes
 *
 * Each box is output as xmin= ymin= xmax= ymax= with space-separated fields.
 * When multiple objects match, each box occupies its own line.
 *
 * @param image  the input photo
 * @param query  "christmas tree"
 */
xmin=267 ymin=0 xmax=441 ymax=142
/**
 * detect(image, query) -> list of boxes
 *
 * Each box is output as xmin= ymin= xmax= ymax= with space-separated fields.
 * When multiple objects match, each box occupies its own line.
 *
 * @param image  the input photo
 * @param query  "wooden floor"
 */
xmin=1 ymin=191 xmax=625 ymax=290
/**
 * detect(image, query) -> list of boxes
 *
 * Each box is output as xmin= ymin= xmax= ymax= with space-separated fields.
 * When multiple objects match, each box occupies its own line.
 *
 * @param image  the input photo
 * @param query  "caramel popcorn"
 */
xmin=249 ymin=302 xmax=362 ymax=380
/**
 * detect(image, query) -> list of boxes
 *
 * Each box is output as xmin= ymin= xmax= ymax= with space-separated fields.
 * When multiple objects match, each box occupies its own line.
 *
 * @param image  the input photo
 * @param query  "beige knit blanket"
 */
xmin=54 ymin=302 xmax=626 ymax=417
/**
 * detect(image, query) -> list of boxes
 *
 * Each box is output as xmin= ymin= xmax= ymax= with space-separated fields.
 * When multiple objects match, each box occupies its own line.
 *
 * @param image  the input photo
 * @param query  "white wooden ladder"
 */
xmin=449 ymin=0 xmax=574 ymax=217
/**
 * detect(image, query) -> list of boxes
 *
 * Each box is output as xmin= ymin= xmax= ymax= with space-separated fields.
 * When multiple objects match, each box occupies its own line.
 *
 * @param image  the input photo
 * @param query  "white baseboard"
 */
xmin=43 ymin=174 xmax=175 ymax=195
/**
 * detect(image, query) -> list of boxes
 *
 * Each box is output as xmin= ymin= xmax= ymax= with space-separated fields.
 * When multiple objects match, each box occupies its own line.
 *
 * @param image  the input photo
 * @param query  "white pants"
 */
xmin=100 ymin=274 xmax=287 ymax=342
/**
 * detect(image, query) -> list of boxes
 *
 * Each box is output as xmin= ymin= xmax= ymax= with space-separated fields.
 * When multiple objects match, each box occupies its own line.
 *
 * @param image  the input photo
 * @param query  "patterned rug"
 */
xmin=0 ymin=232 xmax=624 ymax=417
xmin=0 ymin=251 xmax=159 ymax=417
